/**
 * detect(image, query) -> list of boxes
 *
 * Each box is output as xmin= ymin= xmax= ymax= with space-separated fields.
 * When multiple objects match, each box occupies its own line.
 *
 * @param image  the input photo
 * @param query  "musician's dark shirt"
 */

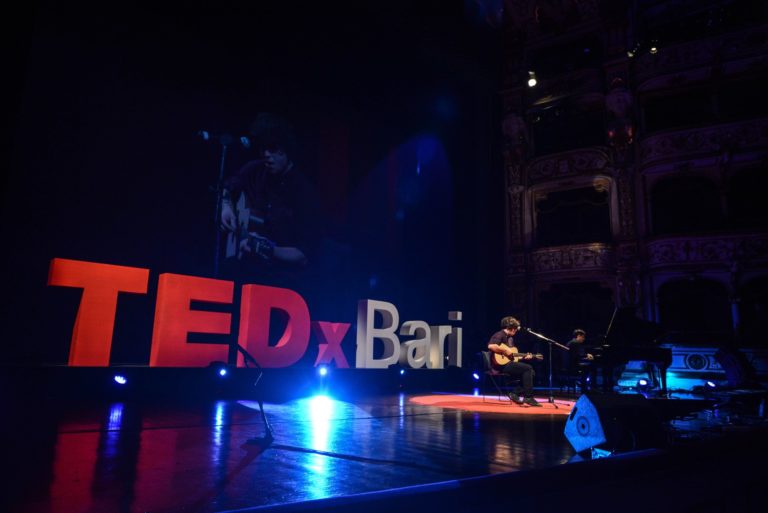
xmin=225 ymin=160 xmax=322 ymax=260
xmin=488 ymin=330 xmax=515 ymax=349
xmin=566 ymin=338 xmax=590 ymax=368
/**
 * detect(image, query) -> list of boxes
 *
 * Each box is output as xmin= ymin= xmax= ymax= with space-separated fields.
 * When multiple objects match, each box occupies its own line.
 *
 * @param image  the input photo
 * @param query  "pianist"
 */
xmin=567 ymin=329 xmax=596 ymax=391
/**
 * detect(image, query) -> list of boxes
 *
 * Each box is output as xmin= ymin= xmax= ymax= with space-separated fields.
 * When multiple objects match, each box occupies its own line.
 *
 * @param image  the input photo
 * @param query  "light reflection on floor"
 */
xmin=9 ymin=393 xmax=580 ymax=513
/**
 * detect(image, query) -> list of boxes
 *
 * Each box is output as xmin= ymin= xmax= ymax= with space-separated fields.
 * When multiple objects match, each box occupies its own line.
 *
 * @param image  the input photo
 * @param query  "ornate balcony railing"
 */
xmin=639 ymin=118 xmax=768 ymax=168
xmin=526 ymin=146 xmax=611 ymax=183
xmin=529 ymin=243 xmax=614 ymax=273
xmin=646 ymin=233 xmax=768 ymax=269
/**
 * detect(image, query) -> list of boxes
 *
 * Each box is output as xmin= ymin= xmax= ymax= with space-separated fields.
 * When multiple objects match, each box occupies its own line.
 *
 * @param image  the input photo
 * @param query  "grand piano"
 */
xmin=588 ymin=307 xmax=672 ymax=395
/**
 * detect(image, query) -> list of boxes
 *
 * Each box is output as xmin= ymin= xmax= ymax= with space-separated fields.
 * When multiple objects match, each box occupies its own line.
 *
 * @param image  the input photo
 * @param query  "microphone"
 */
xmin=197 ymin=130 xmax=252 ymax=148
xmin=518 ymin=326 xmax=530 ymax=333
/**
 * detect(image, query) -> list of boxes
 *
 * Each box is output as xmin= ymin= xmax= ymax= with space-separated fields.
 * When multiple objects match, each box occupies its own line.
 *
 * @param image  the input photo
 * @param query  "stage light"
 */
xmin=527 ymin=71 xmax=537 ymax=87
xmin=318 ymin=366 xmax=328 ymax=377
xmin=705 ymin=380 xmax=717 ymax=389
xmin=400 ymin=369 xmax=406 ymax=376
xmin=472 ymin=372 xmax=480 ymax=381
xmin=650 ymin=39 xmax=659 ymax=55
xmin=218 ymin=368 xmax=228 ymax=377
xmin=113 ymin=375 xmax=127 ymax=385
xmin=636 ymin=378 xmax=650 ymax=392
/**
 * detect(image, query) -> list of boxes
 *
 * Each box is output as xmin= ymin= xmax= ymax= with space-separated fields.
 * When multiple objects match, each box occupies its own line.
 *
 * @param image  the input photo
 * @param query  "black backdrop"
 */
xmin=4 ymin=0 xmax=505 ymax=366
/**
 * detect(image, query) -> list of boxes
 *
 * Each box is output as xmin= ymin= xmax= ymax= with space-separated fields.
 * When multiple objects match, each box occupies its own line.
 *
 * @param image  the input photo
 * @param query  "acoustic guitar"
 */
xmin=225 ymin=193 xmax=272 ymax=260
xmin=493 ymin=343 xmax=544 ymax=367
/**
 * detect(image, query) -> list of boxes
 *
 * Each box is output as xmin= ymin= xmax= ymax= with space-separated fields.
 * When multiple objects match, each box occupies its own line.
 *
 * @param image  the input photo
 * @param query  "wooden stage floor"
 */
xmin=5 ymin=392 xmax=578 ymax=513
xmin=6 ymin=386 xmax=768 ymax=513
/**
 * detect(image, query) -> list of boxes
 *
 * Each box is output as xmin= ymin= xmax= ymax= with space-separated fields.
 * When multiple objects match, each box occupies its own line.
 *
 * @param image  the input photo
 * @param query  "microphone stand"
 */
xmin=236 ymin=344 xmax=274 ymax=445
xmin=524 ymin=328 xmax=569 ymax=408
xmin=212 ymin=135 xmax=234 ymax=278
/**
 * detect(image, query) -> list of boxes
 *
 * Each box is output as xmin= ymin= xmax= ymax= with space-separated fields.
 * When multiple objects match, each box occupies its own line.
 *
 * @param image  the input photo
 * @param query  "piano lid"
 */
xmin=600 ymin=306 xmax=664 ymax=347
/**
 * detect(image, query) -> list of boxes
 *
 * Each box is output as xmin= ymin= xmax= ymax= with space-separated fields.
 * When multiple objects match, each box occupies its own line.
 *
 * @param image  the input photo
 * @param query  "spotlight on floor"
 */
xmin=113 ymin=375 xmax=127 ymax=385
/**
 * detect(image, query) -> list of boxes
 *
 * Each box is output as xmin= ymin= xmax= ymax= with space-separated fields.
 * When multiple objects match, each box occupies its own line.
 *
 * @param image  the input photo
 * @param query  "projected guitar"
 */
xmin=225 ymin=193 xmax=273 ymax=260
xmin=493 ymin=344 xmax=544 ymax=366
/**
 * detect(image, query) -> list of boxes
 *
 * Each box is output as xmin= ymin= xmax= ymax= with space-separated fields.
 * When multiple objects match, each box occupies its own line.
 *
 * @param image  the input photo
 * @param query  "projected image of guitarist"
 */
xmin=220 ymin=113 xmax=321 ymax=286
xmin=487 ymin=316 xmax=542 ymax=407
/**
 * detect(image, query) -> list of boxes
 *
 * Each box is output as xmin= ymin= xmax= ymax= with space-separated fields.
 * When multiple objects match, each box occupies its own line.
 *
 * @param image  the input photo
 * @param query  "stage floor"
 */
xmin=8 ymin=387 xmax=768 ymax=513
xmin=5 ymin=392 xmax=578 ymax=513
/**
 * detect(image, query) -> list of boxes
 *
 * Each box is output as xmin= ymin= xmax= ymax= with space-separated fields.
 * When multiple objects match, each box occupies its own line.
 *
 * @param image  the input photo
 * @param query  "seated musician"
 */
xmin=566 ymin=329 xmax=596 ymax=391
xmin=487 ymin=317 xmax=541 ymax=406
xmin=220 ymin=113 xmax=323 ymax=289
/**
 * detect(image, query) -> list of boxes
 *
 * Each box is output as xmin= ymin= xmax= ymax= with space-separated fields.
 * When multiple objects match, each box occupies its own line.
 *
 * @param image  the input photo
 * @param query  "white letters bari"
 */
xmin=355 ymin=299 xmax=462 ymax=369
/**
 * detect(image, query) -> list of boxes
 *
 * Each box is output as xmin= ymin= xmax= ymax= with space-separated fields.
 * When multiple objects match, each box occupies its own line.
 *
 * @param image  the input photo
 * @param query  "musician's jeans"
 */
xmin=500 ymin=362 xmax=535 ymax=397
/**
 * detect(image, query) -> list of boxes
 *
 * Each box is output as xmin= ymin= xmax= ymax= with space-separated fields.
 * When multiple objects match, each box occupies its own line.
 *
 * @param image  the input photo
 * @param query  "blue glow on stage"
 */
xmin=211 ymin=401 xmax=228 ymax=462
xmin=113 ymin=375 xmax=127 ymax=385
xmin=308 ymin=394 xmax=334 ymax=422
xmin=306 ymin=395 xmax=334 ymax=498
xmin=107 ymin=403 xmax=124 ymax=431
xmin=104 ymin=403 xmax=124 ymax=458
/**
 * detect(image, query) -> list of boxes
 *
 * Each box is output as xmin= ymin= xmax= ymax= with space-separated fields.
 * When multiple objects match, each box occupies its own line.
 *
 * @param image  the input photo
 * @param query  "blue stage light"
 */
xmin=638 ymin=378 xmax=648 ymax=386
xmin=705 ymin=380 xmax=716 ymax=389
xmin=472 ymin=372 xmax=480 ymax=381
xmin=400 ymin=369 xmax=406 ymax=376
xmin=113 ymin=375 xmax=127 ymax=385
xmin=318 ymin=366 xmax=328 ymax=377
xmin=218 ymin=368 xmax=228 ymax=377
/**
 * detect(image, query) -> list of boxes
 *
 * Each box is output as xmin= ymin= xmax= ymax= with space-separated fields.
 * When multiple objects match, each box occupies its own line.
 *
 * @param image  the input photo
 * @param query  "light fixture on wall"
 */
xmin=527 ymin=71 xmax=538 ymax=87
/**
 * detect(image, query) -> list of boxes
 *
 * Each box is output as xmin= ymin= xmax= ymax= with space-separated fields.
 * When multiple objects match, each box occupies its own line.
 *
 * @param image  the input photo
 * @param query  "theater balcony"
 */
xmin=635 ymin=24 xmax=768 ymax=87
xmin=525 ymin=146 xmax=612 ymax=184
xmin=646 ymin=232 xmax=768 ymax=272
xmin=529 ymin=243 xmax=615 ymax=276
xmin=639 ymin=118 xmax=768 ymax=171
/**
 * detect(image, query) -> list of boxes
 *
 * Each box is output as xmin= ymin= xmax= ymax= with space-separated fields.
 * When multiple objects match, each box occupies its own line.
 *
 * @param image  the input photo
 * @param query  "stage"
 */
xmin=4 ymin=377 xmax=768 ymax=513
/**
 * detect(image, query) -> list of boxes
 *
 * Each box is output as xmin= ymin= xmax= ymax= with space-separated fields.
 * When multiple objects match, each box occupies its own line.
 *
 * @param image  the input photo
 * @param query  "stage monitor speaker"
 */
xmin=563 ymin=393 xmax=667 ymax=454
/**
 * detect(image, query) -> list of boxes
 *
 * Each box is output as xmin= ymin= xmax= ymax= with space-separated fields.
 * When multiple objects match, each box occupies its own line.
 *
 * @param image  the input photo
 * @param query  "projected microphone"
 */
xmin=197 ymin=130 xmax=252 ymax=148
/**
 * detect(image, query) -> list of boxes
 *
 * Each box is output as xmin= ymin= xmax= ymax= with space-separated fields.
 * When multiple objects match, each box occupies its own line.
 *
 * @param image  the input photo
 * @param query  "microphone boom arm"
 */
xmin=524 ymin=328 xmax=569 ymax=351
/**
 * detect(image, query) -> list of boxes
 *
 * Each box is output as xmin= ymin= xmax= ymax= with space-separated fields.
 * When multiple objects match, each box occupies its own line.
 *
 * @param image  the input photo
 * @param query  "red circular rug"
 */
xmin=409 ymin=394 xmax=575 ymax=415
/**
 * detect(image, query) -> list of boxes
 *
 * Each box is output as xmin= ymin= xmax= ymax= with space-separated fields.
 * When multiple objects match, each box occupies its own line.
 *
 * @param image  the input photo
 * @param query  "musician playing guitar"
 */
xmin=487 ymin=317 xmax=542 ymax=406
xmin=220 ymin=113 xmax=322 ymax=287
